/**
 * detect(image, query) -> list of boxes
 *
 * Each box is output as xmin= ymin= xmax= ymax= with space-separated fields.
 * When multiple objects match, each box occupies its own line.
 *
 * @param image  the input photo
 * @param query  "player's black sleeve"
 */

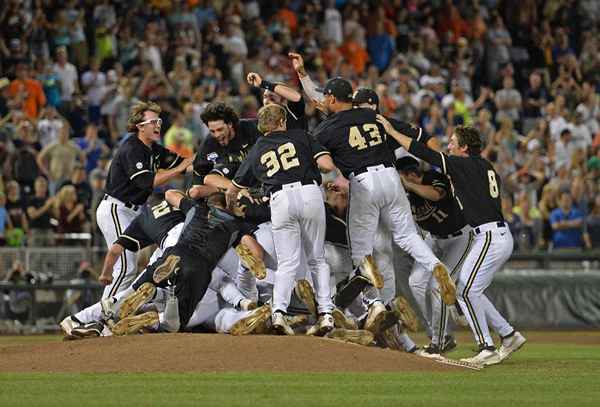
xmin=178 ymin=196 xmax=197 ymax=214
xmin=126 ymin=145 xmax=154 ymax=190
xmin=234 ymin=221 xmax=259 ymax=246
xmin=287 ymin=97 xmax=305 ymax=121
xmin=155 ymin=144 xmax=183 ymax=170
xmin=210 ymin=162 xmax=239 ymax=180
xmin=239 ymin=195 xmax=271 ymax=224
xmin=325 ymin=204 xmax=347 ymax=247
xmin=114 ymin=218 xmax=152 ymax=252
xmin=192 ymin=142 xmax=215 ymax=184
xmin=408 ymin=140 xmax=448 ymax=174
xmin=232 ymin=148 xmax=258 ymax=189
xmin=308 ymin=133 xmax=330 ymax=160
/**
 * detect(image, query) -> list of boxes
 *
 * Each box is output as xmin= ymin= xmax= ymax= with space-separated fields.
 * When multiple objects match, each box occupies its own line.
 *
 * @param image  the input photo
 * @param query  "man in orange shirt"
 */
xmin=339 ymin=31 xmax=369 ymax=76
xmin=9 ymin=62 xmax=46 ymax=119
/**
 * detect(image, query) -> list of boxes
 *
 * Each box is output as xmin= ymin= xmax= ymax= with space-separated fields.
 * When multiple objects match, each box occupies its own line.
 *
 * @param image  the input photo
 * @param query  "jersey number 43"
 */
xmin=349 ymin=124 xmax=383 ymax=150
xmin=261 ymin=142 xmax=300 ymax=176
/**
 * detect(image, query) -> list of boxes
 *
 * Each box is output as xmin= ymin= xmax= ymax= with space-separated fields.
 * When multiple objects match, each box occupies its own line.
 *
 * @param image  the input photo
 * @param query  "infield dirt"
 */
xmin=0 ymin=333 xmax=464 ymax=373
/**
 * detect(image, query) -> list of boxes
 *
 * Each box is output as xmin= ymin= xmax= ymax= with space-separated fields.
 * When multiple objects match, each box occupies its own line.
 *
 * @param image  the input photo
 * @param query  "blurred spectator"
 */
xmin=502 ymin=194 xmax=523 ymax=251
xmin=37 ymin=107 xmax=64 ymax=147
xmin=486 ymin=14 xmax=512 ymax=80
xmin=494 ymin=76 xmax=522 ymax=126
xmin=81 ymin=58 xmax=106 ymax=124
xmin=367 ymin=21 xmax=394 ymax=73
xmin=8 ymin=62 xmax=47 ymax=119
xmin=58 ymin=165 xmax=93 ymax=210
xmin=322 ymin=0 xmax=343 ymax=45
xmin=538 ymin=183 xmax=559 ymax=249
xmin=52 ymin=46 xmax=79 ymax=114
xmin=4 ymin=181 xmax=28 ymax=247
xmin=35 ymin=58 xmax=61 ymax=109
xmin=0 ymin=192 xmax=10 ymax=246
xmin=584 ymin=196 xmax=600 ymax=249
xmin=550 ymin=191 xmax=587 ymax=250
xmin=26 ymin=176 xmax=55 ymax=247
xmin=36 ymin=123 xmax=84 ymax=194
xmin=164 ymin=111 xmax=194 ymax=157
xmin=522 ymin=71 xmax=548 ymax=134
xmin=75 ymin=124 xmax=109 ymax=174
xmin=7 ymin=119 xmax=41 ymax=194
xmin=3 ymin=260 xmax=32 ymax=324
xmin=52 ymin=184 xmax=87 ymax=245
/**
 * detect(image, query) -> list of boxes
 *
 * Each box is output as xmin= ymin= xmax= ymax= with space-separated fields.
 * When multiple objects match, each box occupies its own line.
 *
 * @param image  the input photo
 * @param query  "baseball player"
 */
xmin=97 ymin=101 xmax=193 ymax=298
xmin=396 ymin=157 xmax=473 ymax=356
xmin=246 ymin=72 xmax=307 ymax=130
xmin=312 ymin=77 xmax=456 ymax=332
xmin=377 ymin=117 xmax=526 ymax=366
xmin=194 ymin=102 xmax=261 ymax=189
xmin=225 ymin=104 xmax=337 ymax=336
xmin=60 ymin=194 xmax=190 ymax=337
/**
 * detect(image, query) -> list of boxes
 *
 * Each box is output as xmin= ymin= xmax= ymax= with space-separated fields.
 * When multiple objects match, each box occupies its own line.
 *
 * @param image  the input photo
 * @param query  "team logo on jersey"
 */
xmin=207 ymin=152 xmax=219 ymax=162
xmin=136 ymin=162 xmax=143 ymax=169
xmin=223 ymin=168 xmax=230 ymax=175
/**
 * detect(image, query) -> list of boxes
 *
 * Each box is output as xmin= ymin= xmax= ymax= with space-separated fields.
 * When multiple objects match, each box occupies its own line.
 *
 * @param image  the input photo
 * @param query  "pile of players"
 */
xmin=60 ymin=53 xmax=526 ymax=368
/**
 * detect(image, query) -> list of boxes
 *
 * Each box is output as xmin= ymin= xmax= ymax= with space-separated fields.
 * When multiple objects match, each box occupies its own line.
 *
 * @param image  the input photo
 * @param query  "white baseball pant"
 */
xmin=96 ymin=197 xmax=141 ymax=298
xmin=456 ymin=223 xmax=515 ymax=347
xmin=348 ymin=166 xmax=441 ymax=291
xmin=271 ymin=183 xmax=333 ymax=315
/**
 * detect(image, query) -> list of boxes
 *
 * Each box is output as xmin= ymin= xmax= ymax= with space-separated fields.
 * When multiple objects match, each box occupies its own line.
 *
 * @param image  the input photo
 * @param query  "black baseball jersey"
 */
xmin=177 ymin=197 xmax=257 ymax=264
xmin=193 ymin=119 xmax=260 ymax=182
xmin=409 ymin=141 xmax=504 ymax=227
xmin=105 ymin=135 xmax=182 ymax=205
xmin=285 ymin=97 xmax=307 ymax=130
xmin=115 ymin=200 xmax=184 ymax=252
xmin=313 ymin=108 xmax=395 ymax=177
xmin=325 ymin=203 xmax=348 ymax=247
xmin=232 ymin=129 xmax=328 ymax=194
xmin=386 ymin=118 xmax=430 ymax=160
xmin=407 ymin=170 xmax=466 ymax=236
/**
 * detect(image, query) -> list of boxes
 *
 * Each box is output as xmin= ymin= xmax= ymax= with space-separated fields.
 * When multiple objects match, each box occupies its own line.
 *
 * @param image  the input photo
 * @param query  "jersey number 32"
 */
xmin=349 ymin=124 xmax=383 ymax=150
xmin=261 ymin=142 xmax=300 ymax=176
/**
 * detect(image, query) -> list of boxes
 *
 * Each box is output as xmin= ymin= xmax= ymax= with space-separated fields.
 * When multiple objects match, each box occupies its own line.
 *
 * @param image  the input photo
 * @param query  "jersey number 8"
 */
xmin=349 ymin=124 xmax=383 ymax=150
xmin=261 ymin=142 xmax=300 ymax=176
xmin=487 ymin=170 xmax=499 ymax=198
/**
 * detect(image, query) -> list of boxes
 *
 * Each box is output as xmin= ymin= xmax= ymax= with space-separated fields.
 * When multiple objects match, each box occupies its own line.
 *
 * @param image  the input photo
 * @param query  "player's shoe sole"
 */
xmin=499 ymin=331 xmax=526 ymax=360
xmin=118 ymin=282 xmax=156 ymax=320
xmin=359 ymin=255 xmax=384 ymax=289
xmin=235 ymin=244 xmax=267 ymax=280
xmin=295 ymin=279 xmax=317 ymax=318
xmin=152 ymin=255 xmax=181 ymax=285
xmin=433 ymin=263 xmax=456 ymax=305
xmin=272 ymin=312 xmax=295 ymax=336
xmin=111 ymin=311 xmax=159 ymax=336
xmin=390 ymin=296 xmax=419 ymax=332
xmin=327 ymin=328 xmax=374 ymax=346
xmin=230 ymin=304 xmax=272 ymax=336
xmin=65 ymin=322 xmax=104 ymax=340
xmin=332 ymin=307 xmax=358 ymax=330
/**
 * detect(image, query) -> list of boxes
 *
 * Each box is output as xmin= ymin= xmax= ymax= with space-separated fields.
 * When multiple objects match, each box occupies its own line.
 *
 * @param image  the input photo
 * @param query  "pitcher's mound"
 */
xmin=0 ymin=334 xmax=466 ymax=373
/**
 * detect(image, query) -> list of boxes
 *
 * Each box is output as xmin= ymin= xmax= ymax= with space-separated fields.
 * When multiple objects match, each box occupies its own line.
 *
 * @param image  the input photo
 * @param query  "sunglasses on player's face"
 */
xmin=138 ymin=118 xmax=162 ymax=127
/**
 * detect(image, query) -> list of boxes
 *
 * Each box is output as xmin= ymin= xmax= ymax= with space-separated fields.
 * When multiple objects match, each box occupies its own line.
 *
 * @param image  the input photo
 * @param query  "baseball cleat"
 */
xmin=101 ymin=296 xmax=118 ymax=320
xmin=364 ymin=302 xmax=387 ymax=334
xmin=306 ymin=313 xmax=335 ymax=336
xmin=416 ymin=343 xmax=443 ymax=359
xmin=498 ymin=331 xmax=526 ymax=361
xmin=235 ymin=244 xmax=266 ymax=280
xmin=358 ymin=255 xmax=384 ymax=289
xmin=441 ymin=335 xmax=458 ymax=353
xmin=59 ymin=315 xmax=81 ymax=336
xmin=118 ymin=282 xmax=156 ymax=320
xmin=333 ymin=275 xmax=370 ymax=308
xmin=152 ymin=255 xmax=181 ymax=285
xmin=332 ymin=307 xmax=358 ymax=330
xmin=230 ymin=304 xmax=272 ymax=336
xmin=327 ymin=328 xmax=374 ymax=346
xmin=294 ymin=279 xmax=318 ymax=318
xmin=66 ymin=321 xmax=104 ymax=340
xmin=111 ymin=311 xmax=159 ymax=336
xmin=433 ymin=263 xmax=456 ymax=305
xmin=461 ymin=348 xmax=503 ymax=366
xmin=272 ymin=311 xmax=295 ymax=336
xmin=389 ymin=296 xmax=419 ymax=332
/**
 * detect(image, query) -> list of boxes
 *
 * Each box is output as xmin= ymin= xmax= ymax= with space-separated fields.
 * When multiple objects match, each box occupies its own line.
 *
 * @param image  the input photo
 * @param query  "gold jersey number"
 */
xmin=261 ymin=142 xmax=300 ymax=177
xmin=348 ymin=124 xmax=383 ymax=150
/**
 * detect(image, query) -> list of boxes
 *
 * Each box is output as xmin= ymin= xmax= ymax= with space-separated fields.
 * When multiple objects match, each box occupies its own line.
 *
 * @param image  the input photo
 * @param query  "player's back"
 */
xmin=314 ymin=108 xmax=395 ymax=177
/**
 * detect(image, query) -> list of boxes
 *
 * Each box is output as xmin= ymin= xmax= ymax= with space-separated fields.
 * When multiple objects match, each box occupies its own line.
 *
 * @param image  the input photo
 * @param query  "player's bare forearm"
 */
xmin=241 ymin=234 xmax=264 ymax=261
xmin=316 ymin=154 xmax=337 ymax=173
xmin=204 ymin=174 xmax=233 ymax=190
xmin=187 ymin=184 xmax=218 ymax=200
xmin=154 ymin=156 xmax=194 ymax=187
xmin=225 ymin=184 xmax=241 ymax=210
xmin=376 ymin=114 xmax=413 ymax=150
xmin=165 ymin=189 xmax=187 ymax=208
xmin=404 ymin=182 xmax=445 ymax=202
xmin=274 ymin=83 xmax=302 ymax=102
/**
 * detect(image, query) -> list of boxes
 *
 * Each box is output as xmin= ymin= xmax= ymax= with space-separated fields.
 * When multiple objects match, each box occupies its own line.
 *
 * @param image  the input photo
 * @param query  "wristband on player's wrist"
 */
xmin=260 ymin=80 xmax=276 ymax=92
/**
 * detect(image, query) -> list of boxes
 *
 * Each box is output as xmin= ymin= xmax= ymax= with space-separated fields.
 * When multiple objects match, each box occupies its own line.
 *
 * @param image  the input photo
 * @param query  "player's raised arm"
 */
xmin=247 ymin=72 xmax=302 ymax=103
xmin=289 ymin=52 xmax=324 ymax=103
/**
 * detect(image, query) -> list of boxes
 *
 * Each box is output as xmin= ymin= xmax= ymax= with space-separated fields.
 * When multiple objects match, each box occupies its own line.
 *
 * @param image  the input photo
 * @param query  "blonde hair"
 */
xmin=257 ymin=104 xmax=286 ymax=134
xmin=127 ymin=101 xmax=161 ymax=133
xmin=54 ymin=185 xmax=77 ymax=214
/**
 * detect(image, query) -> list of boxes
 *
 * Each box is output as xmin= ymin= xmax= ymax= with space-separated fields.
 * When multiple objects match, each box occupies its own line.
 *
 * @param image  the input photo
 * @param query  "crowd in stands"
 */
xmin=0 ymin=0 xmax=599 ymax=252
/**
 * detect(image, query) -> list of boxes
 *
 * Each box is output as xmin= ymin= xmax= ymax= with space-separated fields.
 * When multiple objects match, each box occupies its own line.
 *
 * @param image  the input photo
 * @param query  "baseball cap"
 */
xmin=353 ymin=88 xmax=379 ymax=107
xmin=395 ymin=157 xmax=420 ymax=172
xmin=318 ymin=77 xmax=353 ymax=102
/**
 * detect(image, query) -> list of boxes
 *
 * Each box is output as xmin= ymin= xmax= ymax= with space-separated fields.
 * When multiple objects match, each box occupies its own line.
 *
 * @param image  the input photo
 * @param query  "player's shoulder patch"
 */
xmin=136 ymin=162 xmax=143 ymax=169
xmin=207 ymin=152 xmax=219 ymax=162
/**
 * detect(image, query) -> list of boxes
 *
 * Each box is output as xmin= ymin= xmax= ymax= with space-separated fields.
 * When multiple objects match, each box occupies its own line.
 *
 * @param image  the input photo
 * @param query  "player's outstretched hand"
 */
xmin=375 ymin=114 xmax=395 ymax=135
xmin=247 ymin=72 xmax=262 ymax=87
xmin=99 ymin=272 xmax=113 ymax=286
xmin=288 ymin=52 xmax=307 ymax=77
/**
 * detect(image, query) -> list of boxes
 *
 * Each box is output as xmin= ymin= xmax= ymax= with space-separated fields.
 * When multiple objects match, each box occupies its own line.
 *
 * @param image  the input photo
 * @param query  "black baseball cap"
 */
xmin=396 ymin=156 xmax=420 ymax=172
xmin=353 ymin=88 xmax=379 ymax=107
xmin=318 ymin=77 xmax=354 ymax=102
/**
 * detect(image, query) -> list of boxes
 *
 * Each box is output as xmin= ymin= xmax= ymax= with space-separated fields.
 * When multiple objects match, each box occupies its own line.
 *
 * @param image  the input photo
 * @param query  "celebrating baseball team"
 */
xmin=60 ymin=52 xmax=526 ymax=368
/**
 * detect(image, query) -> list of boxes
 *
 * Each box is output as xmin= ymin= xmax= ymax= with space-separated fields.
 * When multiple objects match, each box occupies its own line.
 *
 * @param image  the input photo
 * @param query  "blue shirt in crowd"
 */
xmin=550 ymin=207 xmax=584 ymax=249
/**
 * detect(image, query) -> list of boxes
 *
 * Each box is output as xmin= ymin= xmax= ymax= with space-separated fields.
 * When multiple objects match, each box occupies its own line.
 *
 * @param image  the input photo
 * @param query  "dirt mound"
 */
xmin=0 ymin=333 xmax=466 ymax=373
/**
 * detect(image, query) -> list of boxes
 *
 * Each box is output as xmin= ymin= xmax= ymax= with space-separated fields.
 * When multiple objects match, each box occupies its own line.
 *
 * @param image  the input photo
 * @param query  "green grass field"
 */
xmin=1 ymin=334 xmax=599 ymax=407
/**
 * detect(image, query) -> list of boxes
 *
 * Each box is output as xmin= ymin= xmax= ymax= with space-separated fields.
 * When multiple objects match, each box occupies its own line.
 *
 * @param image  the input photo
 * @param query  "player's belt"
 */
xmin=349 ymin=164 xmax=395 ymax=178
xmin=473 ymin=221 xmax=506 ymax=235
xmin=103 ymin=194 xmax=141 ymax=211
xmin=270 ymin=180 xmax=319 ymax=194
xmin=434 ymin=230 xmax=464 ymax=239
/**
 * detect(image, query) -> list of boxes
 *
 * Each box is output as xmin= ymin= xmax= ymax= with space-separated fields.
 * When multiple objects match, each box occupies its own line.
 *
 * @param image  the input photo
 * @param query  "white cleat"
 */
xmin=461 ymin=348 xmax=503 ymax=366
xmin=101 ymin=296 xmax=118 ymax=320
xmin=498 ymin=331 xmax=526 ymax=361
xmin=272 ymin=311 xmax=295 ymax=336
xmin=59 ymin=316 xmax=79 ymax=336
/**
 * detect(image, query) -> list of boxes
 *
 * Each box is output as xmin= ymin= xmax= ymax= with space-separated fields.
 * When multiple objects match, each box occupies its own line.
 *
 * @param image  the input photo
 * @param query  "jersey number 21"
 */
xmin=261 ymin=142 xmax=300 ymax=176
